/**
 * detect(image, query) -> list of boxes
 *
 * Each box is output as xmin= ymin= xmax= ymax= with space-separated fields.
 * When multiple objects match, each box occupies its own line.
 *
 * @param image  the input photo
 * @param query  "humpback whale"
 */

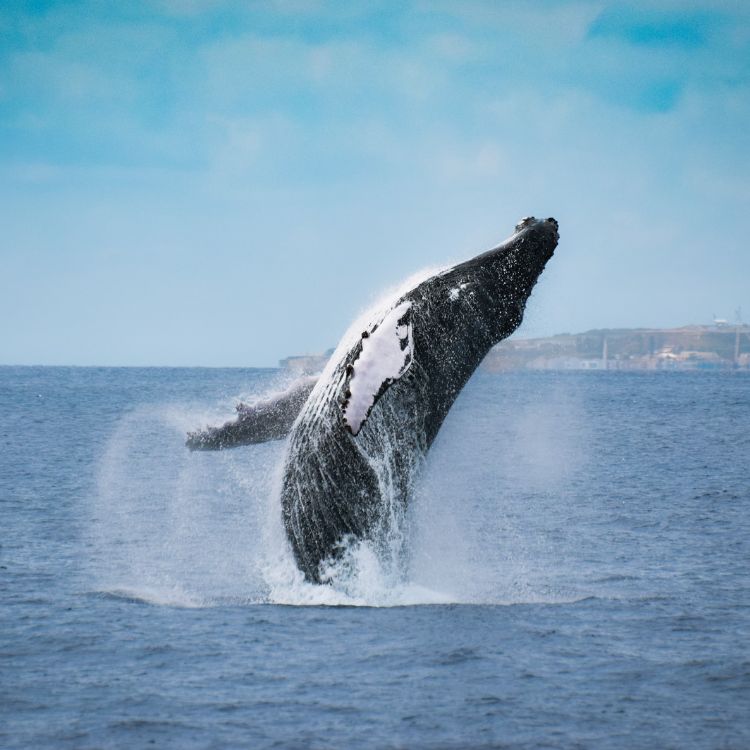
xmin=189 ymin=216 xmax=558 ymax=583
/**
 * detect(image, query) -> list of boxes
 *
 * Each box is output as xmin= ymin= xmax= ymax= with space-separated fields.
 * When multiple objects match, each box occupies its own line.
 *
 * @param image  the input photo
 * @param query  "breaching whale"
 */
xmin=188 ymin=216 xmax=558 ymax=583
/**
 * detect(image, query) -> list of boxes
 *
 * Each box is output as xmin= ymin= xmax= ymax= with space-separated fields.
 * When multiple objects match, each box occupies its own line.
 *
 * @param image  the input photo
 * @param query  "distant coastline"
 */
xmin=281 ymin=324 xmax=750 ymax=374
xmin=485 ymin=324 xmax=750 ymax=372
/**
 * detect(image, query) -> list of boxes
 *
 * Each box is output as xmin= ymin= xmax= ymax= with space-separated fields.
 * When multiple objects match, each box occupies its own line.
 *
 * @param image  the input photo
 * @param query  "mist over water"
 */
xmin=411 ymin=380 xmax=590 ymax=604
xmin=2 ymin=366 xmax=749 ymax=749
xmin=90 ymin=404 xmax=275 ymax=607
xmin=85 ymin=371 xmax=594 ymax=608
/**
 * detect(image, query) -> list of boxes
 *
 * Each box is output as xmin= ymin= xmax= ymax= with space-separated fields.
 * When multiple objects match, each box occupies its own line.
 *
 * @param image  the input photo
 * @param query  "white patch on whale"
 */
xmin=343 ymin=301 xmax=413 ymax=436
xmin=448 ymin=282 xmax=470 ymax=301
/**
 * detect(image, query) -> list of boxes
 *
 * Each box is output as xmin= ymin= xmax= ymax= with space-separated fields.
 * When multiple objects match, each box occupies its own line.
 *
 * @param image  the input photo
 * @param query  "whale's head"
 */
xmin=435 ymin=215 xmax=558 ymax=342
xmin=512 ymin=215 xmax=559 ymax=268
xmin=481 ymin=214 xmax=558 ymax=285
xmin=495 ymin=215 xmax=558 ymax=304
xmin=514 ymin=215 xmax=559 ymax=248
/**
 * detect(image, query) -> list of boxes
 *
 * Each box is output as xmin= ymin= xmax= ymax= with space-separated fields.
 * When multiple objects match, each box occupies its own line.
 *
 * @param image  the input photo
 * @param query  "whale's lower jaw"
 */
xmin=280 ymin=217 xmax=558 ymax=583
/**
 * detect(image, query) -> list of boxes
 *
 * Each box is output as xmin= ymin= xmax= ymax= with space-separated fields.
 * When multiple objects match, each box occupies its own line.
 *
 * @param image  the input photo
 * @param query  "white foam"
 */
xmin=448 ymin=282 xmax=470 ymax=301
xmin=264 ymin=538 xmax=454 ymax=607
xmin=96 ymin=585 xmax=208 ymax=609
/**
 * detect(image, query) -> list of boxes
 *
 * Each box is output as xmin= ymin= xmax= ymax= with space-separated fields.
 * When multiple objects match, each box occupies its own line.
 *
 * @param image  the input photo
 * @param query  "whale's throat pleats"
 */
xmin=341 ymin=301 xmax=413 ymax=436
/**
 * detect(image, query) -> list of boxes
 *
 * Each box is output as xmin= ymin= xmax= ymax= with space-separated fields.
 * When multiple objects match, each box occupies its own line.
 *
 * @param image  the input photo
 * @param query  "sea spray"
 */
xmin=87 ymin=372 xmax=587 ymax=607
xmin=88 ymin=403 xmax=277 ymax=606
xmin=87 ymin=385 xmax=447 ymax=607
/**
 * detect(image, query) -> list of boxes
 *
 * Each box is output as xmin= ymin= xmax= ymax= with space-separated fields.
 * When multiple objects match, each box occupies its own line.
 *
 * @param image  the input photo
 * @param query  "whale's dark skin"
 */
xmin=281 ymin=217 xmax=559 ymax=582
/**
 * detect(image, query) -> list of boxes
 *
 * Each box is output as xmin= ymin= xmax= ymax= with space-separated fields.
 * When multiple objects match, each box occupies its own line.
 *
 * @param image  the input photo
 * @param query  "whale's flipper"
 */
xmin=186 ymin=376 xmax=318 ymax=450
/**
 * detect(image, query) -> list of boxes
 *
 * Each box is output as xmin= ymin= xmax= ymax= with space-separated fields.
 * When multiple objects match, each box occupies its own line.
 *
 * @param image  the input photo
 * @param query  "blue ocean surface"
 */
xmin=1 ymin=366 xmax=748 ymax=749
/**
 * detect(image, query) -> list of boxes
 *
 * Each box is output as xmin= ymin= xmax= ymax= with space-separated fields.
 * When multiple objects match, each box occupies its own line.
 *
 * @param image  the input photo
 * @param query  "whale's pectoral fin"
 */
xmin=186 ymin=418 xmax=264 ymax=451
xmin=342 ymin=302 xmax=413 ymax=436
xmin=186 ymin=376 xmax=318 ymax=451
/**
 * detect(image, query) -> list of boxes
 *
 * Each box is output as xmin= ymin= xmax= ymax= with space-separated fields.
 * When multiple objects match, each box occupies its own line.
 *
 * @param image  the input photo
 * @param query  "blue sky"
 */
xmin=1 ymin=0 xmax=748 ymax=366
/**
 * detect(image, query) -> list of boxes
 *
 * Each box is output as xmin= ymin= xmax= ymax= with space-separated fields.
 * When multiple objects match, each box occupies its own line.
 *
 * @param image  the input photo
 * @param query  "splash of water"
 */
xmin=85 ymin=373 xmax=591 ymax=608
xmin=85 ymin=383 xmax=452 ymax=607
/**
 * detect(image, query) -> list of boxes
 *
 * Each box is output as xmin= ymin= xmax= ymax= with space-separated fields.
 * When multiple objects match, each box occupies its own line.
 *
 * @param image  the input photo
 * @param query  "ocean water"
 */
xmin=1 ymin=366 xmax=748 ymax=749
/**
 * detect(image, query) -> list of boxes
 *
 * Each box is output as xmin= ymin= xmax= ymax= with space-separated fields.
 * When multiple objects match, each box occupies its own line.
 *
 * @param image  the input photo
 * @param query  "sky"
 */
xmin=1 ymin=0 xmax=748 ymax=367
